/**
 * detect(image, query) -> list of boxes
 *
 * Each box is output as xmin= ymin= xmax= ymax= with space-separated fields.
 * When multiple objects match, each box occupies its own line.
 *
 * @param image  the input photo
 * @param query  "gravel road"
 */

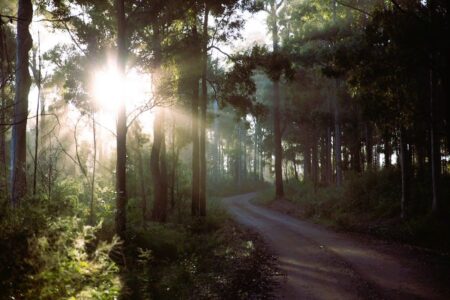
xmin=223 ymin=193 xmax=450 ymax=300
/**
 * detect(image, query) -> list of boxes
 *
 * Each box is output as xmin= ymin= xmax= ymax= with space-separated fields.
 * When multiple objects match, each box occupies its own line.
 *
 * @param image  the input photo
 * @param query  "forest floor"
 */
xmin=223 ymin=192 xmax=450 ymax=300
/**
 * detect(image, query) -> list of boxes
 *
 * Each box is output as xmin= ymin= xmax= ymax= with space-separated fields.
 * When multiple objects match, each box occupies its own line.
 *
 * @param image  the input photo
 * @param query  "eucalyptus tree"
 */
xmin=0 ymin=2 xmax=15 ymax=196
xmin=10 ymin=0 xmax=33 ymax=206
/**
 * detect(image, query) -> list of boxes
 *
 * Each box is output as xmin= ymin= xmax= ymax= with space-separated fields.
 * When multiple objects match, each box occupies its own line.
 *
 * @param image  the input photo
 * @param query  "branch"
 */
xmin=206 ymin=79 xmax=218 ymax=100
xmin=209 ymin=45 xmax=233 ymax=60
xmin=73 ymin=116 xmax=88 ymax=178
xmin=276 ymin=0 xmax=285 ymax=11
xmin=61 ymin=21 xmax=87 ymax=55
xmin=389 ymin=0 xmax=406 ymax=13
xmin=335 ymin=0 xmax=372 ymax=17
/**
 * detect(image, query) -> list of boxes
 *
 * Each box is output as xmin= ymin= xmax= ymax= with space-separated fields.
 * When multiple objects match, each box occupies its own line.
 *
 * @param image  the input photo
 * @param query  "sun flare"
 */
xmin=93 ymin=64 xmax=153 ymax=113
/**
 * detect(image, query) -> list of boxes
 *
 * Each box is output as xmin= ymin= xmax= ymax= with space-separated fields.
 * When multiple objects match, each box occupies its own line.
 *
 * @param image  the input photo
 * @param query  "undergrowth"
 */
xmin=259 ymin=168 xmax=450 ymax=252
xmin=120 ymin=200 xmax=279 ymax=299
xmin=1 ymin=179 xmax=278 ymax=299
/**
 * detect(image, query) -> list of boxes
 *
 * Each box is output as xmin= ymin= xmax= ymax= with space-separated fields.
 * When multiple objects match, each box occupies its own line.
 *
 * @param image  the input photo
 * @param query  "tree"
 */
xmin=115 ymin=0 xmax=127 ymax=237
xmin=10 ymin=0 xmax=32 ymax=206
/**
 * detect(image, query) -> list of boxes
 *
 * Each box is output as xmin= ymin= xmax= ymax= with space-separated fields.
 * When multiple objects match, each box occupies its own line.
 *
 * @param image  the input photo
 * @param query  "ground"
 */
xmin=223 ymin=193 xmax=450 ymax=300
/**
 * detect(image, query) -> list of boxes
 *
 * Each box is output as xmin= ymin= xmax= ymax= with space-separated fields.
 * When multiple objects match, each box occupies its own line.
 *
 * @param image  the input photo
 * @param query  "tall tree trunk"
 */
xmin=151 ymin=111 xmax=168 ymax=222
xmin=170 ymin=114 xmax=177 ymax=211
xmin=351 ymin=134 xmax=362 ymax=173
xmin=274 ymin=80 xmax=284 ymax=198
xmin=136 ymin=141 xmax=147 ymax=226
xmin=254 ymin=119 xmax=258 ymax=178
xmin=90 ymin=112 xmax=97 ymax=225
xmin=325 ymin=126 xmax=332 ymax=184
xmin=160 ymin=121 xmax=168 ymax=219
xmin=191 ymin=79 xmax=200 ymax=216
xmin=331 ymin=0 xmax=342 ymax=186
xmin=430 ymin=59 xmax=441 ymax=215
xmin=115 ymin=0 xmax=127 ymax=237
xmin=399 ymin=127 xmax=410 ymax=219
xmin=32 ymin=38 xmax=41 ymax=196
xmin=0 ymin=27 xmax=8 ymax=195
xmin=11 ymin=0 xmax=33 ymax=206
xmin=292 ymin=156 xmax=299 ymax=181
xmin=365 ymin=123 xmax=373 ymax=170
xmin=311 ymin=139 xmax=318 ymax=189
xmin=0 ymin=88 xmax=7 ymax=196
xmin=199 ymin=5 xmax=209 ymax=217
xmin=333 ymin=84 xmax=342 ymax=186
xmin=384 ymin=132 xmax=392 ymax=168
xmin=270 ymin=1 xmax=284 ymax=199
xmin=303 ymin=144 xmax=311 ymax=181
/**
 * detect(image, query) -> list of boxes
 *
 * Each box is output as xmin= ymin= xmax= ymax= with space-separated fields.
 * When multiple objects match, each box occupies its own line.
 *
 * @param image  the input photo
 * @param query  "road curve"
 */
xmin=223 ymin=193 xmax=449 ymax=300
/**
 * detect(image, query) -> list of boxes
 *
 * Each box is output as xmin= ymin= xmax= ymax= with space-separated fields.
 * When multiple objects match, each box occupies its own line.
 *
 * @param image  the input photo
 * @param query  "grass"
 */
xmin=254 ymin=169 xmax=450 ymax=253
xmin=119 ymin=196 xmax=279 ymax=299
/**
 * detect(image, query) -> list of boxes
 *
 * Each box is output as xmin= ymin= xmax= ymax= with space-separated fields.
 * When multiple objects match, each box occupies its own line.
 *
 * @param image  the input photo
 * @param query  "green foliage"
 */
xmin=25 ymin=218 xmax=121 ymax=300
xmin=209 ymin=177 xmax=270 ymax=198
xmin=120 ymin=207 xmax=278 ymax=299
xmin=281 ymin=170 xmax=450 ymax=251
xmin=0 ymin=191 xmax=120 ymax=299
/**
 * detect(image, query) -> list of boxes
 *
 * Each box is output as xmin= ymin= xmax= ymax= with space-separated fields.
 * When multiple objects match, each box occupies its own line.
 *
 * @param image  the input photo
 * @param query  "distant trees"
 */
xmin=264 ymin=0 xmax=450 ymax=218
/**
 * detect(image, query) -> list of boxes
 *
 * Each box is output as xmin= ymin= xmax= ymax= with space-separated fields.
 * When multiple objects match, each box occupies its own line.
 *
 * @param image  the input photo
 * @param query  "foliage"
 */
xmin=0 ymin=193 xmax=120 ymax=299
xmin=281 ymin=169 xmax=450 ymax=251
xmin=120 ymin=205 xmax=278 ymax=299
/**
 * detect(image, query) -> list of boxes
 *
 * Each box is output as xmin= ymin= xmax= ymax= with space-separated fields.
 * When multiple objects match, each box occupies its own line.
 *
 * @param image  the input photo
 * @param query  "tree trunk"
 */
xmin=274 ymin=80 xmax=284 ymax=198
xmin=10 ymin=0 xmax=33 ymax=206
xmin=0 ymin=72 xmax=7 ymax=195
xmin=270 ymin=1 xmax=284 ymax=199
xmin=365 ymin=123 xmax=373 ymax=170
xmin=311 ymin=139 xmax=318 ymax=189
xmin=332 ymin=1 xmax=342 ymax=186
xmin=90 ymin=112 xmax=97 ymax=225
xmin=191 ymin=80 xmax=200 ymax=216
xmin=325 ymin=126 xmax=332 ymax=184
xmin=115 ymin=0 xmax=127 ymax=237
xmin=303 ymin=144 xmax=311 ymax=181
xmin=351 ymin=135 xmax=362 ymax=173
xmin=430 ymin=60 xmax=441 ymax=215
xmin=399 ymin=127 xmax=410 ymax=219
xmin=199 ymin=5 xmax=209 ymax=217
xmin=151 ymin=111 xmax=168 ymax=222
xmin=384 ymin=132 xmax=392 ymax=168
xmin=170 ymin=114 xmax=177 ymax=211
xmin=32 ymin=41 xmax=41 ymax=196
xmin=136 ymin=141 xmax=147 ymax=226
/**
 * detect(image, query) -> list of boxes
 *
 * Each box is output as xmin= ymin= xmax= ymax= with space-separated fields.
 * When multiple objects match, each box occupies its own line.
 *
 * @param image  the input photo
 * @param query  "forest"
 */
xmin=0 ymin=0 xmax=449 ymax=299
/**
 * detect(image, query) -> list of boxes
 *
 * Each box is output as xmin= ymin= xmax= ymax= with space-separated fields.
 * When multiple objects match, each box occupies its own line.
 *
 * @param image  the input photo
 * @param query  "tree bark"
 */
xmin=11 ymin=0 xmax=33 ymax=206
xmin=115 ymin=0 xmax=128 ymax=238
xmin=274 ymin=80 xmax=284 ymax=198
xmin=90 ymin=112 xmax=97 ymax=225
xmin=311 ymin=139 xmax=319 ymax=189
xmin=136 ymin=140 xmax=147 ymax=226
xmin=199 ymin=5 xmax=209 ymax=217
xmin=191 ymin=75 xmax=200 ymax=216
xmin=430 ymin=60 xmax=441 ymax=215
xmin=365 ymin=123 xmax=373 ymax=170
xmin=399 ymin=127 xmax=410 ymax=219
xmin=384 ymin=132 xmax=392 ymax=168
xmin=303 ymin=144 xmax=311 ymax=181
xmin=333 ymin=81 xmax=342 ymax=186
xmin=270 ymin=1 xmax=284 ymax=199
xmin=151 ymin=111 xmax=168 ymax=222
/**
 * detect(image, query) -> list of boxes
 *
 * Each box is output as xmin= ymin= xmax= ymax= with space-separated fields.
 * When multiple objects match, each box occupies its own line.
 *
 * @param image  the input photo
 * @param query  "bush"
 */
xmin=0 ymin=194 xmax=120 ymax=299
xmin=280 ymin=169 xmax=450 ymax=251
xmin=120 ymin=206 xmax=278 ymax=300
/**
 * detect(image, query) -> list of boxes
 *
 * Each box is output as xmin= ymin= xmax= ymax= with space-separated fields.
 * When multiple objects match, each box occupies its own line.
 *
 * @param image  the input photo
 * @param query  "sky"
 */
xmin=23 ymin=5 xmax=270 ymax=156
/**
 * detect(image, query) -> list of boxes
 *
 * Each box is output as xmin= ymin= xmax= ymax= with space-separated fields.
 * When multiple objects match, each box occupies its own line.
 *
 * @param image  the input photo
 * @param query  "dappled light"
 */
xmin=1 ymin=0 xmax=450 ymax=299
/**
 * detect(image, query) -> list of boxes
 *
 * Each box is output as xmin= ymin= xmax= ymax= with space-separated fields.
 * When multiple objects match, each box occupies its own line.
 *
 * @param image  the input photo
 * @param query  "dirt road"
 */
xmin=223 ymin=193 xmax=450 ymax=300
